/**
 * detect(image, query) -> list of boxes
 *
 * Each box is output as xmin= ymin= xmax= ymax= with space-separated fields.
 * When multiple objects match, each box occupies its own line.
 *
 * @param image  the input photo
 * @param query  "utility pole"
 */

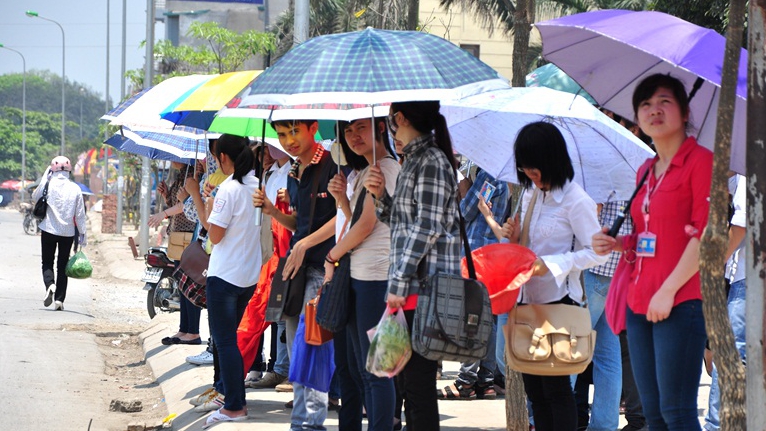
xmin=116 ymin=0 xmax=127 ymax=234
xmin=293 ymin=0 xmax=308 ymax=44
xmin=746 ymin=1 xmax=766 ymax=429
xmin=139 ymin=0 xmax=155 ymax=256
xmin=104 ymin=0 xmax=110 ymax=199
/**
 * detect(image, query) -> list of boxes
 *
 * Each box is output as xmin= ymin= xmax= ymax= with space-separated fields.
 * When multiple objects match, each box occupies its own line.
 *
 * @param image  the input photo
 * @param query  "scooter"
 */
xmin=142 ymin=247 xmax=180 ymax=318
xmin=19 ymin=202 xmax=39 ymax=235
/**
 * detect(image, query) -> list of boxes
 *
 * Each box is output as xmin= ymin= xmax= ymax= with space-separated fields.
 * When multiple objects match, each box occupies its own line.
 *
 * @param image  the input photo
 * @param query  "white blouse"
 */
xmin=32 ymin=171 xmax=86 ymax=238
xmin=519 ymin=181 xmax=609 ymax=304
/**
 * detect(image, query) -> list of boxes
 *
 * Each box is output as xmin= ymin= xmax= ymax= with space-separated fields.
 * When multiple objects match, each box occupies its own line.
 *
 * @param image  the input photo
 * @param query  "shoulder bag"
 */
xmin=411 ymin=188 xmax=494 ymax=363
xmin=174 ymin=239 xmax=210 ymax=308
xmin=167 ymin=231 xmax=194 ymax=261
xmin=315 ymin=188 xmax=367 ymax=332
xmin=33 ymin=181 xmax=50 ymax=221
xmin=504 ymin=189 xmax=596 ymax=376
xmin=265 ymin=159 xmax=325 ymax=322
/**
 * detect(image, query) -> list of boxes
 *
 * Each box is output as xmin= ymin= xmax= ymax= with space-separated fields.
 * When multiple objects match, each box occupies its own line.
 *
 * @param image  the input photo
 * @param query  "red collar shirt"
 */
xmin=626 ymin=137 xmax=713 ymax=314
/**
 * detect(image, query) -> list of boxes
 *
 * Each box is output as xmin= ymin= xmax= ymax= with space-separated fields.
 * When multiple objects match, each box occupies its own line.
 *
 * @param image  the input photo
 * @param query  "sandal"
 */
xmin=203 ymin=408 xmax=247 ymax=429
xmin=436 ymin=381 xmax=476 ymax=400
xmin=475 ymin=382 xmax=497 ymax=400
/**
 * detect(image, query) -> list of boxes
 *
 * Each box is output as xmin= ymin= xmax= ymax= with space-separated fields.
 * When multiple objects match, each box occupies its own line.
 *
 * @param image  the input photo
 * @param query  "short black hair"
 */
xmin=632 ymin=74 xmax=691 ymax=121
xmin=270 ymin=119 xmax=318 ymax=129
xmin=514 ymin=121 xmax=574 ymax=191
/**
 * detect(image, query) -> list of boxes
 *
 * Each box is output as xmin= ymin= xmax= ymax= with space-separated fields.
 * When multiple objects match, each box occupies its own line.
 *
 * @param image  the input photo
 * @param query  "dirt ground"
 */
xmin=66 ymin=244 xmax=170 ymax=430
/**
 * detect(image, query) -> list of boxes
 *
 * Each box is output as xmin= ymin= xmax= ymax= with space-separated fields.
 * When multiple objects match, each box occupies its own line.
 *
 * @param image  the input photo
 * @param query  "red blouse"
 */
xmin=626 ymin=137 xmax=713 ymax=314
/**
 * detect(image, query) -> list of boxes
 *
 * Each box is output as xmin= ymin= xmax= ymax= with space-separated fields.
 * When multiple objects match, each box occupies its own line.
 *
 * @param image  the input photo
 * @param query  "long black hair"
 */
xmin=337 ymin=117 xmax=396 ymax=171
xmin=215 ymin=133 xmax=254 ymax=184
xmin=390 ymin=100 xmax=458 ymax=170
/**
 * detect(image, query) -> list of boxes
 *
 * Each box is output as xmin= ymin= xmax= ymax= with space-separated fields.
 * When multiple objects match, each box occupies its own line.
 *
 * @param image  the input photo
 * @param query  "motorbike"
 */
xmin=19 ymin=202 xmax=39 ymax=235
xmin=142 ymin=247 xmax=180 ymax=318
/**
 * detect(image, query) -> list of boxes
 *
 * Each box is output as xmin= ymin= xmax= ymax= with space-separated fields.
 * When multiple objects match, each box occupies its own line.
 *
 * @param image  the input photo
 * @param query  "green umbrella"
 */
xmin=526 ymin=63 xmax=597 ymax=105
xmin=207 ymin=116 xmax=334 ymax=142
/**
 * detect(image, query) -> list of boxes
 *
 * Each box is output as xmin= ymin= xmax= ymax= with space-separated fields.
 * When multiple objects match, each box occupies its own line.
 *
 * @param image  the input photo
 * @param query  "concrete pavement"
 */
xmin=92 ymin=211 xmax=711 ymax=431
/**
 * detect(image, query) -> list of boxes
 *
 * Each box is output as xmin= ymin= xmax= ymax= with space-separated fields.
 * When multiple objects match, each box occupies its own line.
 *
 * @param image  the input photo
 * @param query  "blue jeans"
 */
xmin=348 ymin=279 xmax=396 ymax=431
xmin=704 ymin=279 xmax=747 ymax=431
xmin=457 ymin=315 xmax=498 ymax=386
xmin=285 ymin=267 xmax=328 ymax=431
xmin=274 ymin=320 xmax=290 ymax=376
xmin=627 ymin=300 xmax=706 ymax=431
xmin=206 ymin=276 xmax=256 ymax=411
xmin=583 ymin=271 xmax=622 ymax=431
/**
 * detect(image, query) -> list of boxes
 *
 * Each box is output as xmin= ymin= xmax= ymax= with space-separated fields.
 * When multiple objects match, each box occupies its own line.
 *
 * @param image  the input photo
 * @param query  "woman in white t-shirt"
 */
xmin=325 ymin=117 xmax=400 ymax=431
xmin=203 ymin=134 xmax=262 ymax=428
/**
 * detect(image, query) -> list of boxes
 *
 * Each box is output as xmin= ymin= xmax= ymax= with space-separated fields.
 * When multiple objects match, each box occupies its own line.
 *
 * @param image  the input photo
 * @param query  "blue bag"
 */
xmin=289 ymin=315 xmax=336 ymax=392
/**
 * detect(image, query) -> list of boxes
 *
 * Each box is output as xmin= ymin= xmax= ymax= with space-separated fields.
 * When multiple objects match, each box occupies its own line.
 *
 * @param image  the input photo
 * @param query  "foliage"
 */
xmin=0 ymin=107 xmax=61 ymax=180
xmin=127 ymin=21 xmax=276 ymax=89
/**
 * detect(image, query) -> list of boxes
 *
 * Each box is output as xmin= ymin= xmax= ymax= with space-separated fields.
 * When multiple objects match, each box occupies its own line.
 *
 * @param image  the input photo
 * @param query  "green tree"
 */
xmin=0 ymin=107 xmax=62 ymax=180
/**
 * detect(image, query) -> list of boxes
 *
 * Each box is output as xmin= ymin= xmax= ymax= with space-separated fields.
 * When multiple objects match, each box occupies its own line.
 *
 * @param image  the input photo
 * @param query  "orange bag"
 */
xmin=305 ymin=286 xmax=334 ymax=345
xmin=460 ymin=243 xmax=537 ymax=315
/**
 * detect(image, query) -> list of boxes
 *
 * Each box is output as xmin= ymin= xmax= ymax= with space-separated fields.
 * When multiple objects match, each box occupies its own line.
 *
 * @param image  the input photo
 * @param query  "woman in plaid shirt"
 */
xmin=365 ymin=100 xmax=460 ymax=431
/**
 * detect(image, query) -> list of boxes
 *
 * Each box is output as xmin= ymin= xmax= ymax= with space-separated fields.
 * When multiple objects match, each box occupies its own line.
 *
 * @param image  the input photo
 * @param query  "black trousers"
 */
xmin=522 ymin=373 xmax=578 ymax=431
xmin=402 ymin=310 xmax=440 ymax=431
xmin=41 ymin=230 xmax=75 ymax=303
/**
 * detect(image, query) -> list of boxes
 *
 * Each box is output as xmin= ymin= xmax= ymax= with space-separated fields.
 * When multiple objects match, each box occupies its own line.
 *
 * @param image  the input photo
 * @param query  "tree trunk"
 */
xmin=699 ymin=0 xmax=747 ymax=430
xmin=407 ymin=0 xmax=419 ymax=30
xmin=746 ymin=1 xmax=766 ymax=429
xmin=510 ymin=0 xmax=534 ymax=87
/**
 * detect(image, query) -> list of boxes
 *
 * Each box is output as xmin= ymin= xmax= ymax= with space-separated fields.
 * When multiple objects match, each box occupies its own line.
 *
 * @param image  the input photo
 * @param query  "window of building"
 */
xmin=460 ymin=44 xmax=480 ymax=59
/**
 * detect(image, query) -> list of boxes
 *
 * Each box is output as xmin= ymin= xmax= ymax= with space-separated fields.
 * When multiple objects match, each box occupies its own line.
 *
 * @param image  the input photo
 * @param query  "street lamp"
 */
xmin=25 ymin=10 xmax=66 ymax=156
xmin=0 ymin=44 xmax=27 ymax=203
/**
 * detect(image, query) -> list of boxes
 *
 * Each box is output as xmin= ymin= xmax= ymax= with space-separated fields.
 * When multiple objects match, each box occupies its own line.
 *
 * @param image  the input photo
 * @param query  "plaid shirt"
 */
xmin=376 ymin=134 xmax=461 ymax=298
xmin=459 ymin=169 xmax=509 ymax=255
xmin=589 ymin=200 xmax=633 ymax=277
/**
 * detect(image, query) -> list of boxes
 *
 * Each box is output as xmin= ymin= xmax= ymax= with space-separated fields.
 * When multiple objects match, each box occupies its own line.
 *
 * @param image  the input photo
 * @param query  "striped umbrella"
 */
xmin=104 ymin=133 xmax=196 ymax=164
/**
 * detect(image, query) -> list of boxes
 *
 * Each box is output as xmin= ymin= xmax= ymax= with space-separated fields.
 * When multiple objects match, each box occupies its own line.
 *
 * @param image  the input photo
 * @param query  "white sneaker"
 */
xmin=189 ymin=387 xmax=219 ymax=406
xmin=54 ymin=301 xmax=64 ymax=311
xmin=244 ymin=371 xmax=262 ymax=385
xmin=186 ymin=350 xmax=214 ymax=366
xmin=43 ymin=285 xmax=55 ymax=307
xmin=193 ymin=394 xmax=224 ymax=413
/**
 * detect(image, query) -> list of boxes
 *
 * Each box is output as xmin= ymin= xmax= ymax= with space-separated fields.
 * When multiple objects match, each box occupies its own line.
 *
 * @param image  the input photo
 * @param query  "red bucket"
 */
xmin=461 ymin=243 xmax=536 ymax=315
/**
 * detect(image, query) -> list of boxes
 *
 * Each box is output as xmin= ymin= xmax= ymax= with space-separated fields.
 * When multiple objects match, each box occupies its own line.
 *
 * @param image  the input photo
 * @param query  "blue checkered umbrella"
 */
xmin=105 ymin=133 xmax=195 ymax=164
xmin=237 ymin=28 xmax=509 ymax=108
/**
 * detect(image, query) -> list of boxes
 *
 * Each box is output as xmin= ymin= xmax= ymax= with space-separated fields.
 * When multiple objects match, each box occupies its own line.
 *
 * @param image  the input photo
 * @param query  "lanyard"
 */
xmin=641 ymin=162 xmax=669 ymax=232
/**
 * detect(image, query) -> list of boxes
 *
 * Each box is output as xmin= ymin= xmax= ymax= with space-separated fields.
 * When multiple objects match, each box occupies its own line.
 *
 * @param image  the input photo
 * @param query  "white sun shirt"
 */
xmin=207 ymin=172 xmax=262 ymax=287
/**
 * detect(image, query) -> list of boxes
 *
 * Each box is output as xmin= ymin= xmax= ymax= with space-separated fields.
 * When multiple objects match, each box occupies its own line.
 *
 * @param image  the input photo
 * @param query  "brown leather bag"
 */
xmin=167 ymin=231 xmax=193 ymax=261
xmin=304 ymin=285 xmax=333 ymax=346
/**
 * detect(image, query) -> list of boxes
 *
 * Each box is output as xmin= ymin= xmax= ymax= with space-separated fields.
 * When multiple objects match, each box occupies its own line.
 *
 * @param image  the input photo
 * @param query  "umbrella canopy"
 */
xmin=536 ymin=9 xmax=747 ymax=174
xmin=441 ymin=87 xmax=655 ymax=203
xmin=237 ymin=27 xmax=509 ymax=107
xmin=104 ymin=133 xmax=196 ymax=164
xmin=101 ymin=74 xmax=214 ymax=133
xmin=526 ymin=63 xmax=596 ymax=105
xmin=162 ymin=70 xmax=262 ymax=129
xmin=75 ymin=182 xmax=95 ymax=196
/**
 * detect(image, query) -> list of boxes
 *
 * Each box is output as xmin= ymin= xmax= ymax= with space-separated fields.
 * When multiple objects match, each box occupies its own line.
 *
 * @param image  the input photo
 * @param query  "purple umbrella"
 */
xmin=536 ymin=9 xmax=747 ymax=174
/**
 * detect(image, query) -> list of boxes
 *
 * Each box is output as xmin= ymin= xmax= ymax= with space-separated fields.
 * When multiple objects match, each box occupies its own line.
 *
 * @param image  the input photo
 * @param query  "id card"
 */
xmin=480 ymin=181 xmax=496 ymax=203
xmin=636 ymin=232 xmax=657 ymax=257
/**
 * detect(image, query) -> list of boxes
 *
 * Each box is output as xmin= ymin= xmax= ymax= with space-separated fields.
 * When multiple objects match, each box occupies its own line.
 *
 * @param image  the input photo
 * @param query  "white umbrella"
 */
xmin=441 ymin=87 xmax=655 ymax=203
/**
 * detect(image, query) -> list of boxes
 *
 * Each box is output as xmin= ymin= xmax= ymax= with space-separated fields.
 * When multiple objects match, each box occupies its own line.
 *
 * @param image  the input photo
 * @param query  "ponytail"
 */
xmin=215 ymin=134 xmax=254 ymax=184
xmin=391 ymin=101 xmax=458 ymax=170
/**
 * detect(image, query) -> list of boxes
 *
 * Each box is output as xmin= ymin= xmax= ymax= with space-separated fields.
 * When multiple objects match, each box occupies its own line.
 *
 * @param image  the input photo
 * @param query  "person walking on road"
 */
xmin=33 ymin=156 xmax=87 ymax=311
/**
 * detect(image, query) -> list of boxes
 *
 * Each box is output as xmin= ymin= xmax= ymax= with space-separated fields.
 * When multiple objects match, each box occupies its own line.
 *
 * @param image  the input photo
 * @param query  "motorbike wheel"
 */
xmin=146 ymin=283 xmax=158 ymax=319
xmin=146 ymin=276 xmax=176 ymax=319
xmin=23 ymin=216 xmax=38 ymax=235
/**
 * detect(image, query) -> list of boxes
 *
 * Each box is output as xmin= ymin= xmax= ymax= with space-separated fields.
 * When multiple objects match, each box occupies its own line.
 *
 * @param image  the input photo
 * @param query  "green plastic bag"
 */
xmin=65 ymin=250 xmax=93 ymax=279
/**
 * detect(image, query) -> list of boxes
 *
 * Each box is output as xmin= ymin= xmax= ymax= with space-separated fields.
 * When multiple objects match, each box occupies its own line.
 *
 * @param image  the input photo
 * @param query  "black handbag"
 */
xmin=265 ymin=160 xmax=324 ymax=322
xmin=411 ymin=192 xmax=494 ymax=363
xmin=315 ymin=188 xmax=367 ymax=332
xmin=33 ymin=181 xmax=50 ymax=221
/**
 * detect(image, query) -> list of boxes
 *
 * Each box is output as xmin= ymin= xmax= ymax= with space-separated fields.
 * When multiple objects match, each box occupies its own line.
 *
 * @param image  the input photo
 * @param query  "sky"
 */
xmin=0 ymin=0 xmax=165 ymax=106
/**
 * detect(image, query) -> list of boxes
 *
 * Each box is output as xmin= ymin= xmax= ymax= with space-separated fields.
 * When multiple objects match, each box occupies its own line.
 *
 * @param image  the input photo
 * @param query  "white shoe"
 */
xmin=244 ymin=371 xmax=262 ymax=385
xmin=186 ymin=350 xmax=214 ymax=366
xmin=54 ymin=300 xmax=64 ymax=311
xmin=190 ymin=387 xmax=219 ymax=406
xmin=43 ymin=285 xmax=55 ymax=307
xmin=194 ymin=394 xmax=224 ymax=413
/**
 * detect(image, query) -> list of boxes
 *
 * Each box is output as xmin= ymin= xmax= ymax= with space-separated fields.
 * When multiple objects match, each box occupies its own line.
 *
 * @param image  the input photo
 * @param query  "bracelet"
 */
xmin=163 ymin=210 xmax=168 ymax=219
xmin=325 ymin=253 xmax=339 ymax=267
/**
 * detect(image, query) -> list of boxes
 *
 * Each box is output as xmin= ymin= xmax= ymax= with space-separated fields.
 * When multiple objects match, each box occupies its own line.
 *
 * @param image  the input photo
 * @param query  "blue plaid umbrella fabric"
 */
xmin=237 ymin=28 xmax=509 ymax=107
xmin=105 ymin=133 xmax=196 ymax=164
xmin=114 ymin=126 xmax=212 ymax=160
xmin=102 ymin=88 xmax=151 ymax=120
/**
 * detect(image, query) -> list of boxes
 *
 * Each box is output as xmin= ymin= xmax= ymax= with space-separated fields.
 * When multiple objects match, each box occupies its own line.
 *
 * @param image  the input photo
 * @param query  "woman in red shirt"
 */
xmin=592 ymin=74 xmax=712 ymax=431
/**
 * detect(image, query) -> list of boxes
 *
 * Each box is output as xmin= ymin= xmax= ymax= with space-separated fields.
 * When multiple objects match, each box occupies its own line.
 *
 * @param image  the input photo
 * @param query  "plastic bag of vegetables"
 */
xmin=65 ymin=250 xmax=93 ymax=279
xmin=366 ymin=307 xmax=412 ymax=378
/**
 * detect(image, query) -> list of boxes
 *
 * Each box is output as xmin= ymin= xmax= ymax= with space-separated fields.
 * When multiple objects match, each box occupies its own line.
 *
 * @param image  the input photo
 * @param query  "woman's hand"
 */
xmin=203 ymin=182 xmax=216 ymax=198
xmin=386 ymin=293 xmax=406 ymax=309
xmin=184 ymin=176 xmax=200 ymax=197
xmin=364 ymin=164 xmax=386 ymax=198
xmin=328 ymin=172 xmax=349 ymax=208
xmin=252 ymin=189 xmax=275 ymax=216
xmin=323 ymin=260 xmax=335 ymax=284
xmin=477 ymin=193 xmax=493 ymax=218
xmin=282 ymin=239 xmax=308 ymax=280
xmin=531 ymin=258 xmax=549 ymax=277
xmin=277 ymin=188 xmax=290 ymax=206
xmin=646 ymin=289 xmax=675 ymax=323
xmin=157 ymin=180 xmax=168 ymax=198
xmin=148 ymin=212 xmax=165 ymax=228
xmin=501 ymin=214 xmax=521 ymax=244
xmin=592 ymin=227 xmax=618 ymax=256
xmin=176 ymin=185 xmax=189 ymax=203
